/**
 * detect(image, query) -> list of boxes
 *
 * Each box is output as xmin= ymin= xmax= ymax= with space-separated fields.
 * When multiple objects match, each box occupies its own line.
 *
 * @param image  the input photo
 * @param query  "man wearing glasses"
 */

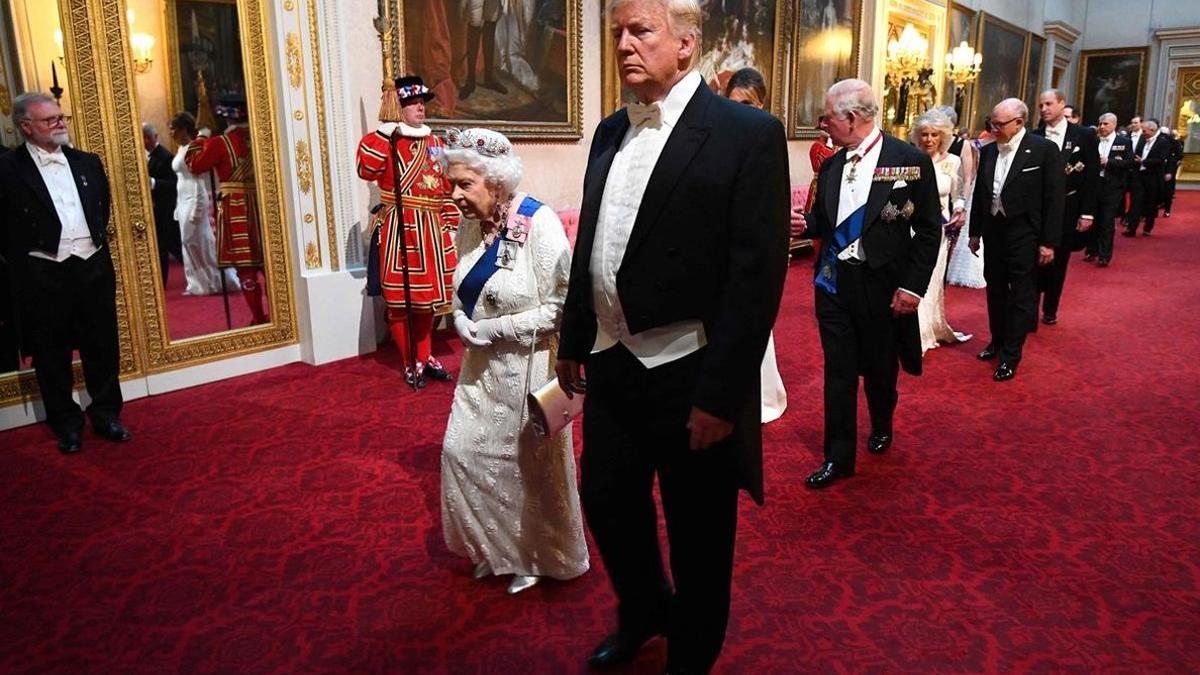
xmin=968 ymin=98 xmax=1065 ymax=382
xmin=0 ymin=92 xmax=129 ymax=453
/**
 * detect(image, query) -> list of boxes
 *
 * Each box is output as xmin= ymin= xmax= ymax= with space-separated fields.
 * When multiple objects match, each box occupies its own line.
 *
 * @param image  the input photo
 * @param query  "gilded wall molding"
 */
xmin=306 ymin=0 xmax=339 ymax=272
xmin=296 ymin=139 xmax=313 ymax=193
xmin=286 ymin=32 xmax=303 ymax=89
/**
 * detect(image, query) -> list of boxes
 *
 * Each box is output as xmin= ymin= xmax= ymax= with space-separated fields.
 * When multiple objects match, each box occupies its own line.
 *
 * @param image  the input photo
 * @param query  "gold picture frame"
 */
xmin=789 ymin=0 xmax=865 ymax=139
xmin=396 ymin=0 xmax=583 ymax=140
xmin=1076 ymin=47 xmax=1149 ymax=128
xmin=970 ymin=12 xmax=1027 ymax=134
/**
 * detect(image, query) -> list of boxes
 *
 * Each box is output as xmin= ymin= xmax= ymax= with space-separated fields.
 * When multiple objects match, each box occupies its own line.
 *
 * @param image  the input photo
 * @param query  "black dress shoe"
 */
xmin=1042 ymin=314 xmax=1057 ymax=325
xmin=423 ymin=360 xmax=452 ymax=382
xmin=867 ymin=433 xmax=893 ymax=454
xmin=1083 ymin=254 xmax=1096 ymax=262
xmin=93 ymin=420 xmax=131 ymax=442
xmin=993 ymin=362 xmax=1018 ymax=382
xmin=57 ymin=430 xmax=83 ymax=454
xmin=588 ymin=629 xmax=661 ymax=669
xmin=1098 ymin=259 xmax=1110 ymax=267
xmin=805 ymin=462 xmax=854 ymax=489
xmin=1120 ymin=229 xmax=1135 ymax=237
xmin=404 ymin=368 xmax=427 ymax=390
xmin=977 ymin=345 xmax=998 ymax=361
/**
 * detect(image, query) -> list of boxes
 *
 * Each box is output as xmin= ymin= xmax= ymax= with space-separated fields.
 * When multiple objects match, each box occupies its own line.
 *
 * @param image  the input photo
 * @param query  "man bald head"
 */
xmin=989 ymin=98 xmax=1027 ymax=143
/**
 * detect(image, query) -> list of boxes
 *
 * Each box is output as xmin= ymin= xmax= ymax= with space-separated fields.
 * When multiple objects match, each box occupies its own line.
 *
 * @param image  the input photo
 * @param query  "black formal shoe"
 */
xmin=867 ymin=432 xmax=893 ymax=455
xmin=404 ymin=368 xmax=427 ymax=390
xmin=57 ymin=430 xmax=83 ymax=454
xmin=588 ymin=629 xmax=661 ymax=669
xmin=423 ymin=359 xmax=452 ymax=382
xmin=1098 ymin=259 xmax=1110 ymax=267
xmin=1042 ymin=314 xmax=1057 ymax=325
xmin=93 ymin=420 xmax=131 ymax=442
xmin=805 ymin=462 xmax=854 ymax=489
xmin=1142 ymin=231 xmax=1152 ymax=237
xmin=1082 ymin=254 xmax=1096 ymax=262
xmin=1120 ymin=229 xmax=1135 ymax=237
xmin=1164 ymin=211 xmax=1171 ymax=217
xmin=993 ymin=362 xmax=1018 ymax=382
xmin=977 ymin=345 xmax=998 ymax=361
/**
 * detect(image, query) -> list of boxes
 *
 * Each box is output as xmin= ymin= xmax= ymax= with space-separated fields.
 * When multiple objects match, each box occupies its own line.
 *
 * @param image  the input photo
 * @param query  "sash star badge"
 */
xmin=881 ymin=201 xmax=901 ymax=222
xmin=900 ymin=200 xmax=915 ymax=219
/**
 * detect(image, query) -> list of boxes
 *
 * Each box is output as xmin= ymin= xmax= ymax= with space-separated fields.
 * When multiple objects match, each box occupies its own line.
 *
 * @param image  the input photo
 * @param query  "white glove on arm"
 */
xmin=454 ymin=313 xmax=491 ymax=348
xmin=473 ymin=315 xmax=517 ymax=343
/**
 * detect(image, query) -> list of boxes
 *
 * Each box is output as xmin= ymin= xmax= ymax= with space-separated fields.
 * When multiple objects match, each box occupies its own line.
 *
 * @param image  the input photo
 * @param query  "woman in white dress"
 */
xmin=946 ymin=134 xmax=989 ymax=288
xmin=167 ymin=112 xmax=222 ymax=296
xmin=440 ymin=128 xmax=588 ymax=595
xmin=911 ymin=111 xmax=971 ymax=352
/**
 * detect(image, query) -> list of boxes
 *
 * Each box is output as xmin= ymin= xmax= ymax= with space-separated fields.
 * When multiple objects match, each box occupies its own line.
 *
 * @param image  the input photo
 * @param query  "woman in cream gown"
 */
xmin=911 ymin=111 xmax=971 ymax=352
xmin=440 ymin=128 xmax=588 ymax=595
xmin=167 ymin=113 xmax=222 ymax=296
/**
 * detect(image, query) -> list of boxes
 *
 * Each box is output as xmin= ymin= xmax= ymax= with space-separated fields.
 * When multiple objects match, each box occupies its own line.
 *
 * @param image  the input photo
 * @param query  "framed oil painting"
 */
xmin=790 ymin=0 xmax=863 ymax=138
xmin=970 ymin=12 xmax=1026 ymax=134
xmin=1022 ymin=34 xmax=1045 ymax=128
xmin=399 ymin=0 xmax=582 ymax=139
xmin=1076 ymin=47 xmax=1148 ymax=128
xmin=601 ymin=2 xmax=790 ymax=120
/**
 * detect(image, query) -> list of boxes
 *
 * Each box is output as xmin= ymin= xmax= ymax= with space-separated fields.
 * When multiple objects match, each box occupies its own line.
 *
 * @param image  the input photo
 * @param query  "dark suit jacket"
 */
xmin=1133 ymin=134 xmax=1173 ymax=202
xmin=1098 ymin=133 xmax=1135 ymax=200
xmin=970 ymin=132 xmax=1065 ymax=253
xmin=147 ymin=144 xmax=178 ymax=229
xmin=559 ymin=84 xmax=790 ymax=504
xmin=0 ymin=144 xmax=112 ymax=266
xmin=806 ymin=134 xmax=941 ymax=375
xmin=1034 ymin=122 xmax=1099 ymax=250
xmin=1164 ymin=136 xmax=1183 ymax=175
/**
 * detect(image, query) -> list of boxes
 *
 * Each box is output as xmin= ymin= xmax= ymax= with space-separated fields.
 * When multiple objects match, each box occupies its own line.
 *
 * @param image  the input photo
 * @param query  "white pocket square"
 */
xmin=1021 ymin=165 xmax=1040 ymax=172
xmin=1072 ymin=146 xmax=1081 ymax=154
xmin=893 ymin=180 xmax=908 ymax=188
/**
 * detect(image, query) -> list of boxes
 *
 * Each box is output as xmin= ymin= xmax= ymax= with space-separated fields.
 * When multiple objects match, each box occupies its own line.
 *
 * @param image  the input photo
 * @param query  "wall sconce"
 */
xmin=53 ymin=29 xmax=64 ymax=65
xmin=944 ymin=41 xmax=982 ymax=122
xmin=885 ymin=23 xmax=931 ymax=127
xmin=127 ymin=9 xmax=155 ymax=74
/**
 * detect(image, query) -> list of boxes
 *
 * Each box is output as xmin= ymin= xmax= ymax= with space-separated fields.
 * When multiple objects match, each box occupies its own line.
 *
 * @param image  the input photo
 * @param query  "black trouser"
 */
xmin=1163 ymin=175 xmax=1177 ymax=213
xmin=1038 ymin=245 xmax=1072 ymax=318
xmin=814 ymin=260 xmax=898 ymax=467
xmin=1088 ymin=183 xmax=1124 ymax=261
xmin=580 ymin=344 xmax=740 ymax=674
xmin=1126 ymin=173 xmax=1161 ymax=234
xmin=22 ymin=248 xmax=122 ymax=435
xmin=984 ymin=228 xmax=1038 ymax=364
xmin=154 ymin=212 xmax=183 ymax=285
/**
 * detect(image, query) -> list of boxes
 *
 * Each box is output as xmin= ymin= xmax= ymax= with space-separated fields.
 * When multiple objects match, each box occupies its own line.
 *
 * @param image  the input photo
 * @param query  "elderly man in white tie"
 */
xmin=0 ymin=92 xmax=130 ymax=453
xmin=556 ymin=0 xmax=789 ymax=671
xmin=969 ymin=98 xmax=1065 ymax=381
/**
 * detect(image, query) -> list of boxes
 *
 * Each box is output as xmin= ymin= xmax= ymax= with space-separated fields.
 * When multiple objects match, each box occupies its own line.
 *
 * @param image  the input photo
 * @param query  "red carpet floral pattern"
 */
xmin=1 ymin=195 xmax=1198 ymax=672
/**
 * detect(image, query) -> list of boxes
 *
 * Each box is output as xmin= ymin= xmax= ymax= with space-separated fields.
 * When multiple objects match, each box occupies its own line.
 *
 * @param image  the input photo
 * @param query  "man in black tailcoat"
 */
xmin=1034 ymin=89 xmax=1099 ymax=326
xmin=801 ymin=78 xmax=940 ymax=489
xmin=970 ymin=98 xmax=1065 ymax=382
xmin=555 ymin=0 xmax=789 ymax=671
xmin=143 ymin=122 xmax=181 ymax=285
xmin=1124 ymin=118 xmax=1172 ymax=237
xmin=1084 ymin=112 xmax=1134 ymax=267
xmin=0 ymin=92 xmax=130 ymax=452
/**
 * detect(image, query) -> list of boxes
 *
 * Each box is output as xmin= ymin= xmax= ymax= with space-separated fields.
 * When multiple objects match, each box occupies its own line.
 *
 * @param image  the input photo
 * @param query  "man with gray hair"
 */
xmin=0 ymin=92 xmax=129 ymax=452
xmin=800 ymin=78 xmax=940 ymax=489
xmin=1084 ymin=112 xmax=1134 ymax=266
xmin=557 ymin=0 xmax=789 ymax=670
xmin=142 ymin=122 xmax=181 ymax=285
xmin=969 ymin=98 xmax=1064 ymax=381
xmin=1124 ymin=117 xmax=1170 ymax=236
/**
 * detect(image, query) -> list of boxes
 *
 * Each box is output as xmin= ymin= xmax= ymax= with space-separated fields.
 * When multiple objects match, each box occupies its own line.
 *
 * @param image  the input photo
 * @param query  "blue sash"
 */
xmin=814 ymin=204 xmax=867 ymax=294
xmin=457 ymin=195 xmax=544 ymax=318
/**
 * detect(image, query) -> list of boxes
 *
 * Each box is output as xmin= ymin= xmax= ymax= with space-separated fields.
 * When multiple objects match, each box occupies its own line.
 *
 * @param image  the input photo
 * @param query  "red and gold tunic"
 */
xmin=184 ymin=126 xmax=263 ymax=268
xmin=357 ymin=129 xmax=459 ymax=311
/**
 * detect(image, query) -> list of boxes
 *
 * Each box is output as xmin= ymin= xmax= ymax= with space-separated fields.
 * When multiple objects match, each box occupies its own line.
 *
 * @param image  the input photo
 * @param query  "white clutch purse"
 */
xmin=527 ymin=377 xmax=583 ymax=437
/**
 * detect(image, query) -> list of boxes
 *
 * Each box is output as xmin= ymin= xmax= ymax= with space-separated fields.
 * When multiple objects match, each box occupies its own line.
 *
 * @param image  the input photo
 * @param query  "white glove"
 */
xmin=473 ymin=315 xmax=517 ymax=343
xmin=197 ymin=127 xmax=212 ymax=138
xmin=378 ymin=122 xmax=398 ymax=136
xmin=454 ymin=313 xmax=491 ymax=348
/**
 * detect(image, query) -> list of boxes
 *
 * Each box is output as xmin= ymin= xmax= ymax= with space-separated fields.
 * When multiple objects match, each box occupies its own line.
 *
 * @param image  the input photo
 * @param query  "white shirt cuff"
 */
xmin=899 ymin=287 xmax=922 ymax=300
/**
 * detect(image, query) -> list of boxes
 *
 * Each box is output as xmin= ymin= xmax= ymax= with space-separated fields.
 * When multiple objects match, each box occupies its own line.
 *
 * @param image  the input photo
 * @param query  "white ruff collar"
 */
xmin=400 ymin=122 xmax=431 ymax=137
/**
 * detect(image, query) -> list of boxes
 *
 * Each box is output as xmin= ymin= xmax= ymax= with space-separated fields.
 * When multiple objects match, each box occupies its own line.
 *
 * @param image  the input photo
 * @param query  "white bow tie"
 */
xmin=1047 ymin=128 xmax=1061 ymax=137
xmin=627 ymin=101 xmax=662 ymax=129
xmin=37 ymin=151 xmax=68 ymax=168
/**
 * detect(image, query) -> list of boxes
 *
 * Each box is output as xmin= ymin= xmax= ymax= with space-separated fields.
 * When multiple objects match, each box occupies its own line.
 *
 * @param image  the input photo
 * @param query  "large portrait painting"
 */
xmin=942 ymin=1 xmax=975 ymax=112
xmin=399 ymin=0 xmax=582 ymax=139
xmin=1022 ymin=34 xmax=1045 ymax=128
xmin=1076 ymin=47 xmax=1148 ymax=128
xmin=790 ymin=0 xmax=863 ymax=138
xmin=970 ymin=13 xmax=1026 ymax=134
xmin=166 ymin=0 xmax=246 ymax=131
xmin=601 ymin=2 xmax=789 ymax=119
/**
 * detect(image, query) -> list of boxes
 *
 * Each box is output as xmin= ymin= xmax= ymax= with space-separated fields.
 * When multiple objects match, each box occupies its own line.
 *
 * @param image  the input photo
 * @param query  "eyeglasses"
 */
xmin=989 ymin=117 xmax=1021 ymax=129
xmin=25 ymin=114 xmax=71 ymax=126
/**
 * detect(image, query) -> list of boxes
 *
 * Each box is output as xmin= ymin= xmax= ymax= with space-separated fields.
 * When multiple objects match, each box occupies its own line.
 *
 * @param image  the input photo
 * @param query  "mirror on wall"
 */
xmin=131 ymin=0 xmax=271 ymax=343
xmin=1175 ymin=66 xmax=1200 ymax=182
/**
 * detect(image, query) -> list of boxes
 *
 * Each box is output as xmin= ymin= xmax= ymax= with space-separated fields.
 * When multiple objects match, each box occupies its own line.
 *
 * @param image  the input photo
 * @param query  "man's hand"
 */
xmin=968 ymin=236 xmax=981 ymax=255
xmin=890 ymin=290 xmax=920 ymax=316
xmin=555 ymin=359 xmax=586 ymax=398
xmin=789 ymin=207 xmax=807 ymax=238
xmin=1076 ymin=217 xmax=1093 ymax=232
xmin=1166 ymin=173 xmax=1174 ymax=182
xmin=687 ymin=407 xmax=733 ymax=450
xmin=1038 ymin=245 xmax=1055 ymax=266
xmin=947 ymin=209 xmax=966 ymax=230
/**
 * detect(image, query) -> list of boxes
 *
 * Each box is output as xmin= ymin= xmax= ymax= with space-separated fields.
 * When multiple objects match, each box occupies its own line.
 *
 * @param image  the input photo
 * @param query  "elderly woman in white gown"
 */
xmin=911 ymin=110 xmax=971 ymax=352
xmin=440 ymin=128 xmax=588 ymax=595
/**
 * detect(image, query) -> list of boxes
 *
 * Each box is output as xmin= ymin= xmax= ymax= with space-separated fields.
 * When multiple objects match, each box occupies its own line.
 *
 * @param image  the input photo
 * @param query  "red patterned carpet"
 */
xmin=2 ymin=195 xmax=1198 ymax=673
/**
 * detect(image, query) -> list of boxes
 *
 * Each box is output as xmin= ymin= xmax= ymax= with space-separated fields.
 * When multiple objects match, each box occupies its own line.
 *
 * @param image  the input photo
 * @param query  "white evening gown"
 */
xmin=760 ymin=333 xmax=786 ymax=423
xmin=171 ymin=145 xmax=223 ymax=295
xmin=441 ymin=194 xmax=589 ymax=581
xmin=917 ymin=153 xmax=970 ymax=352
xmin=946 ymin=141 xmax=987 ymax=288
